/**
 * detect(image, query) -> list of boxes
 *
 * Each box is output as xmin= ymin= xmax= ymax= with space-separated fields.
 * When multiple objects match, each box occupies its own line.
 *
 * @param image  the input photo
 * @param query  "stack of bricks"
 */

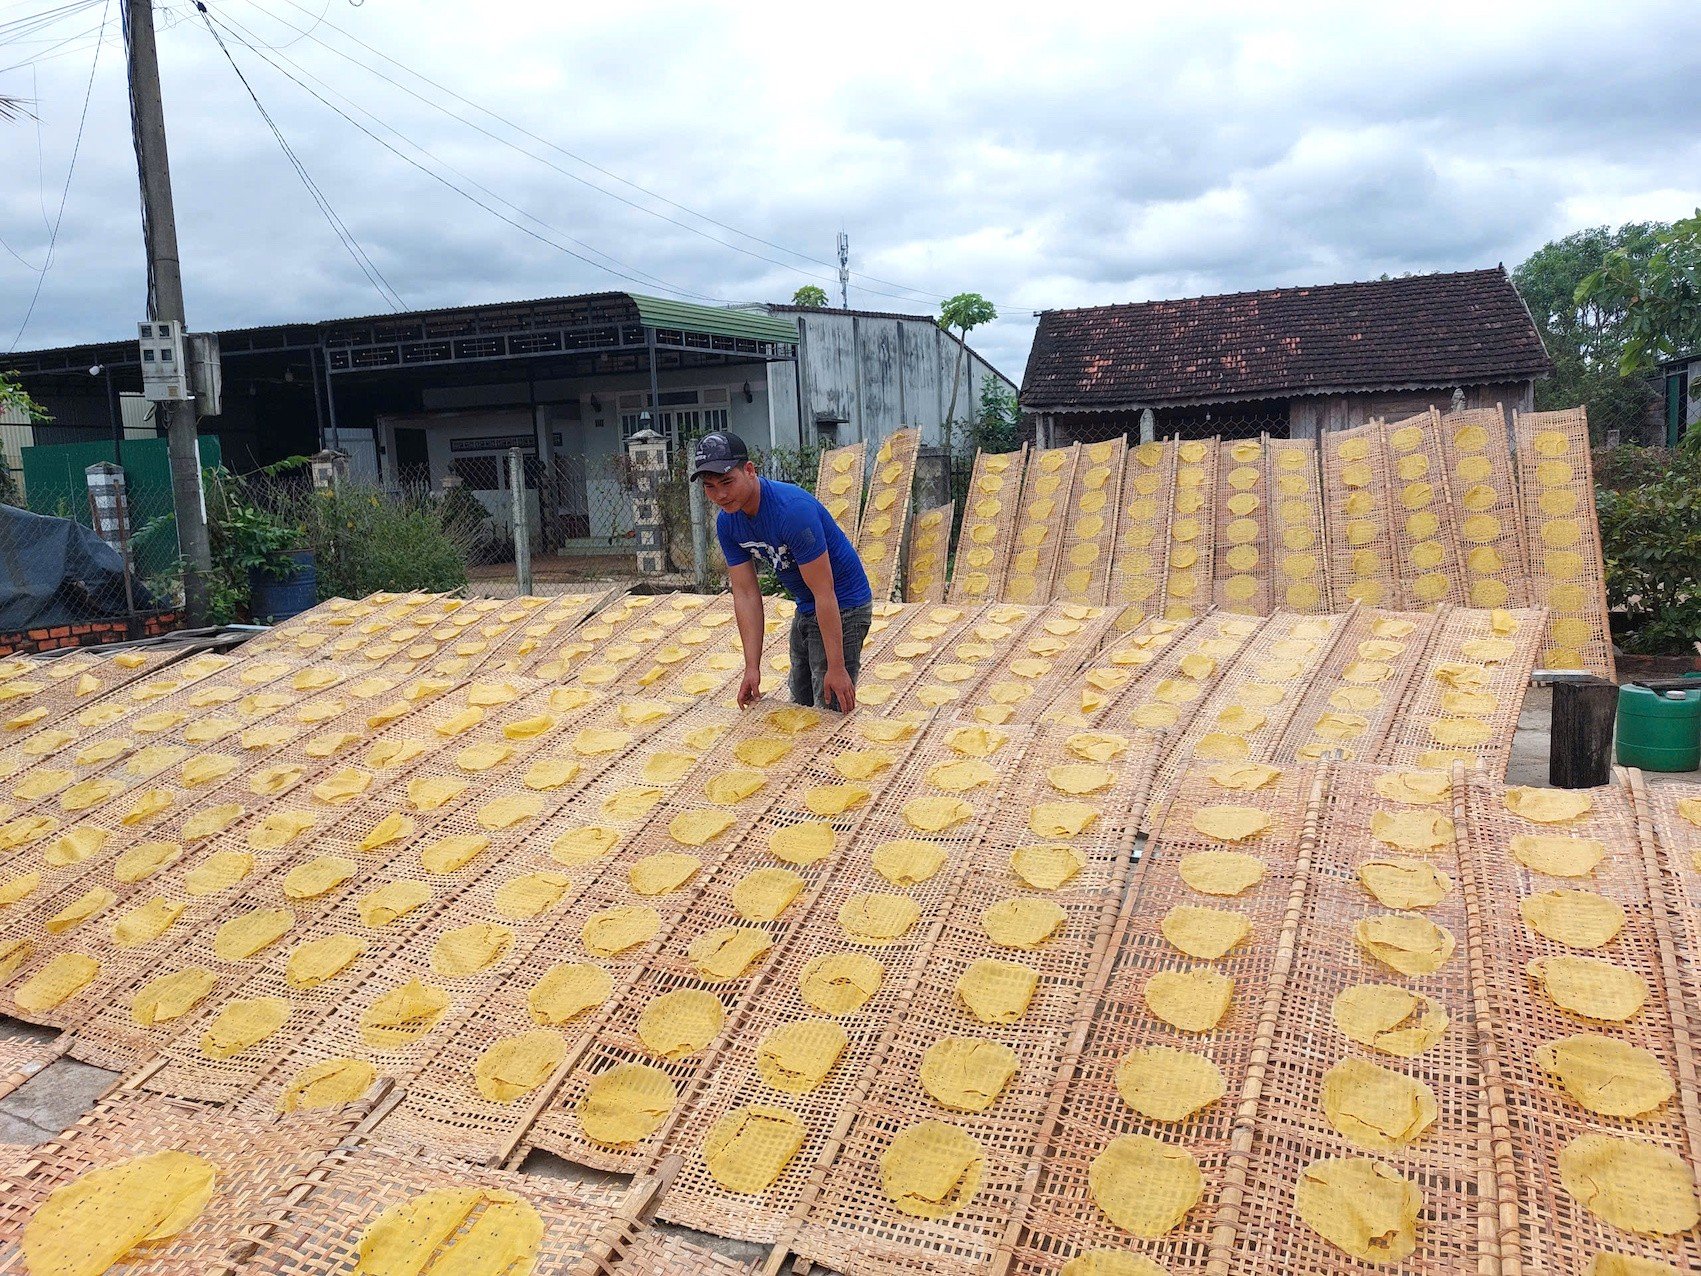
xmin=0 ymin=608 xmax=182 ymax=656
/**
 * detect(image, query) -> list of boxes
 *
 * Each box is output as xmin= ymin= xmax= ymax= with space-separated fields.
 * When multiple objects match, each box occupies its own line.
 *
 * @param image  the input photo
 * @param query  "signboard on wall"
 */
xmin=450 ymin=434 xmax=536 ymax=453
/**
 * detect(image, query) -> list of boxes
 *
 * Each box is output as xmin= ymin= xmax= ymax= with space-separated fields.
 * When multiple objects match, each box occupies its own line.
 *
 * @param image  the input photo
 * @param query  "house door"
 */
xmin=393 ymin=428 xmax=429 ymax=488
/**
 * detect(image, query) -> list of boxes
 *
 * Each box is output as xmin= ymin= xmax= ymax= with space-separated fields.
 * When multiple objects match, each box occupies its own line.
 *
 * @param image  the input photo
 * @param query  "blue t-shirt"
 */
xmin=715 ymin=478 xmax=873 ymax=615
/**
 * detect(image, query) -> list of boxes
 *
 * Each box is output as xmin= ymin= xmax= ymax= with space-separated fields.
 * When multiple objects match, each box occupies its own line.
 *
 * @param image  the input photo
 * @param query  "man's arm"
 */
xmin=727 ymin=560 xmax=766 ymax=707
xmin=797 ymin=553 xmax=855 ymax=712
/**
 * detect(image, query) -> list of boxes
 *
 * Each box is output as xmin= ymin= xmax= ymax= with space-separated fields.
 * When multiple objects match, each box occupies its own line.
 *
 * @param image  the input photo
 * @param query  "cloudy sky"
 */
xmin=4 ymin=0 xmax=1700 ymax=378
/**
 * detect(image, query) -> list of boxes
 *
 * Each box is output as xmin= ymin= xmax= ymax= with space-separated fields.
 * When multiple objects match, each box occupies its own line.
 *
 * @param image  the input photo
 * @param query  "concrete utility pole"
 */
xmin=126 ymin=0 xmax=212 ymax=623
xmin=837 ymin=231 xmax=850 ymax=310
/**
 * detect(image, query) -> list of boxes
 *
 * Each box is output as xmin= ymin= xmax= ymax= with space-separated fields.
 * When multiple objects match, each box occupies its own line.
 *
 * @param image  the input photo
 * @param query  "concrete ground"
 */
xmin=2 ymin=687 xmax=1693 ymax=1268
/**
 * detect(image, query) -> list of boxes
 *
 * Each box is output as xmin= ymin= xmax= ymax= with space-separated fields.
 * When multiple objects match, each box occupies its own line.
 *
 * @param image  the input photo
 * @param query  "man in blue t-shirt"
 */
xmin=691 ymin=430 xmax=873 ymax=712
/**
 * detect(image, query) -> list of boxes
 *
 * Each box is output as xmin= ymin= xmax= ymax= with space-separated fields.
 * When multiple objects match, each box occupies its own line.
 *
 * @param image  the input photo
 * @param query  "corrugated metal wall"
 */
xmin=783 ymin=310 xmax=1016 ymax=450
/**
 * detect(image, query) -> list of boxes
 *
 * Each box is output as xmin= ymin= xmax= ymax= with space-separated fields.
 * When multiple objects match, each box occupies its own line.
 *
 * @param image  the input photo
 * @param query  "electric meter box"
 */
xmin=138 ymin=319 xmax=190 ymax=402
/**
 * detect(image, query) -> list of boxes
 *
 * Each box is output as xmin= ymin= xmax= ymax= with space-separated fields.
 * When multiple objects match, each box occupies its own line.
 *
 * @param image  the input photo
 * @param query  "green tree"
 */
xmin=939 ymin=291 xmax=998 ymax=435
xmin=0 ymin=370 xmax=46 ymax=420
xmin=1578 ymin=210 xmax=1701 ymax=376
xmin=972 ymin=381 xmax=1023 ymax=455
xmin=0 ymin=372 xmax=46 ymax=507
xmin=791 ymin=284 xmax=829 ymax=308
xmin=1511 ymin=223 xmax=1670 ymax=437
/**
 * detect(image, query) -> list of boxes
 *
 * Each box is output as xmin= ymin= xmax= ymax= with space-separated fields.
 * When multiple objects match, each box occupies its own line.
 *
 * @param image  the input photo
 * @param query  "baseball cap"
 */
xmin=689 ymin=430 xmax=751 ymax=480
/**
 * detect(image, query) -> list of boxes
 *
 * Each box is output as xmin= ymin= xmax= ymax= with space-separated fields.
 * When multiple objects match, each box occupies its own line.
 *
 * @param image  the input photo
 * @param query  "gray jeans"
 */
xmin=788 ymin=602 xmax=872 ymax=711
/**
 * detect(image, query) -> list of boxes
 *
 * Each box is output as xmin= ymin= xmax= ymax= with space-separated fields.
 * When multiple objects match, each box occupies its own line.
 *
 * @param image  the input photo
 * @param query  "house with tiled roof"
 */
xmin=1021 ymin=267 xmax=1552 ymax=443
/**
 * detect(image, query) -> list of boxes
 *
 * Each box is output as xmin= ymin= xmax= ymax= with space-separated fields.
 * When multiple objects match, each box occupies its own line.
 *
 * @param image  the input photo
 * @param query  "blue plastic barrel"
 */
xmin=249 ymin=550 xmax=317 ymax=624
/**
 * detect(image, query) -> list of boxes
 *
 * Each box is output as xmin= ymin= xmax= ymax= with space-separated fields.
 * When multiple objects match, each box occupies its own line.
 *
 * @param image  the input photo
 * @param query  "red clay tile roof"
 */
xmin=1021 ymin=267 xmax=1551 ymax=411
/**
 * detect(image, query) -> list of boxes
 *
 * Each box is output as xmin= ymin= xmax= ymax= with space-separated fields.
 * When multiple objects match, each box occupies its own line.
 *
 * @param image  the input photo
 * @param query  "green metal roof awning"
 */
xmin=630 ymin=295 xmax=800 ymax=345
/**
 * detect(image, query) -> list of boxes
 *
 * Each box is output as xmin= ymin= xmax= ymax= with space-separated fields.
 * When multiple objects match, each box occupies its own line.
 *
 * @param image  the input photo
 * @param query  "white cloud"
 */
xmin=2 ymin=0 xmax=1699 ymax=386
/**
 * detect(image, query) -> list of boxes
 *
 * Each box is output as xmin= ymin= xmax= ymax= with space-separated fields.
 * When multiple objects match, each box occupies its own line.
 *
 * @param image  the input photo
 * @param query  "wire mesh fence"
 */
xmin=0 ymin=466 xmax=187 ymax=651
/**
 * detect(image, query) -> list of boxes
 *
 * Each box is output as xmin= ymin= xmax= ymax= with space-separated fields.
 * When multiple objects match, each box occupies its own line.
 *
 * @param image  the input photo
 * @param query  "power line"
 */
xmin=192 ymin=1 xmax=404 ymax=310
xmin=0 ymin=1 xmax=103 ymax=43
xmin=254 ymin=0 xmax=957 ymax=308
xmin=202 ymin=2 xmax=717 ymax=303
xmin=8 ymin=0 xmax=108 ymax=352
xmin=196 ymin=3 xmax=730 ymax=303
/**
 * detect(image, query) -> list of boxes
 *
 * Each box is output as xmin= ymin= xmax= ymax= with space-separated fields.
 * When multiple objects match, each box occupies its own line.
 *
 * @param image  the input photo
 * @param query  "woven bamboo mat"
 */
xmin=947 ymin=448 xmax=1028 ymax=606
xmin=0 ymin=662 xmax=489 ymax=1041
xmin=899 ymin=603 xmax=1113 ymax=728
xmin=1106 ymin=440 xmax=1176 ymax=630
xmin=362 ymin=594 xmax=565 ymax=680
xmin=858 ymin=428 xmax=921 ymax=604
xmin=225 ymin=1135 xmax=643 ymax=1276
xmin=244 ymin=593 xmax=424 ymax=671
xmin=37 ymin=675 xmax=691 ymax=1072
xmin=0 ymin=1032 xmax=60 ymax=1102
xmin=1321 ymin=422 xmax=1403 ymax=611
xmin=1384 ymin=409 xmax=1469 ymax=611
xmin=981 ymin=604 xmax=1119 ymax=728
xmin=1217 ymin=761 xmax=1494 ymax=1274
xmin=1629 ymin=775 xmax=1701 ymax=1054
xmin=205 ymin=694 xmax=765 ymax=1114
xmin=1212 ymin=437 xmax=1273 ymax=616
xmin=1461 ymin=769 xmax=1701 ymax=1275
xmin=0 ymin=646 xmax=205 ymax=773
xmin=641 ymin=722 xmax=1040 ymax=1245
xmin=0 ymin=651 xmax=235 ymax=784
xmin=1163 ymin=439 xmax=1219 ymax=621
xmin=1512 ymin=408 xmax=1616 ymax=678
xmin=1096 ymin=611 xmax=1267 ymax=745
xmin=1049 ymin=438 xmax=1127 ymax=606
xmin=817 ymin=440 xmax=869 ymax=544
xmin=1005 ymin=761 xmax=1320 ymax=1274
xmin=848 ymin=602 xmax=988 ymax=715
xmin=235 ymin=593 xmax=361 ymax=656
xmin=785 ymin=729 xmax=1158 ymax=1276
xmin=134 ymin=683 xmax=688 ymax=1107
xmin=0 ymin=1083 xmax=369 ymax=1276
xmin=1037 ymin=613 xmax=1201 ymax=728
xmin=1264 ymin=435 xmax=1332 ymax=613
xmin=312 ymin=594 xmax=541 ymax=676
xmin=1267 ymin=607 xmax=1439 ymax=767
xmin=1441 ymin=408 xmax=1530 ymax=610
xmin=388 ymin=594 xmax=570 ymax=682
xmin=466 ymin=590 xmax=619 ymax=674
xmin=239 ymin=591 xmax=456 ymax=659
xmin=1003 ymin=445 xmax=1081 ymax=606
xmin=904 ymin=502 xmax=954 ymax=604
xmin=612 ymin=1230 xmax=762 ymax=1274
xmin=386 ymin=708 xmax=873 ymax=1166
xmin=517 ymin=593 xmax=737 ymax=684
xmin=1377 ymin=606 xmax=1545 ymax=774
xmin=517 ymin=709 xmax=925 ymax=1172
xmin=1150 ymin=610 xmax=1352 ymax=800
xmin=584 ymin=597 xmax=748 ymax=703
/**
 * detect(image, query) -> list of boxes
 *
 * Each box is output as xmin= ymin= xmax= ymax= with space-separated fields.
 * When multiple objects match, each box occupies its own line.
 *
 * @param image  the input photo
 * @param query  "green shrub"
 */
xmin=1597 ymin=433 xmax=1701 ymax=655
xmin=1594 ymin=445 xmax=1676 ymax=493
xmin=299 ymin=486 xmax=470 ymax=599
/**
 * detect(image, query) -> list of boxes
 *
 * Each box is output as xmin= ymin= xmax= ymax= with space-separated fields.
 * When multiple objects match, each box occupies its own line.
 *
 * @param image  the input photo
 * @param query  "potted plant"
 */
xmin=221 ymin=493 xmax=314 ymax=626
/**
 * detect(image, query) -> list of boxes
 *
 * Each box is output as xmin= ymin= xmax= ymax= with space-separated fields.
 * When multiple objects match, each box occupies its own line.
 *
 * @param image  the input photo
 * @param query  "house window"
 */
xmin=451 ymin=455 xmax=500 ymax=490
xmin=616 ymin=390 xmax=732 ymax=448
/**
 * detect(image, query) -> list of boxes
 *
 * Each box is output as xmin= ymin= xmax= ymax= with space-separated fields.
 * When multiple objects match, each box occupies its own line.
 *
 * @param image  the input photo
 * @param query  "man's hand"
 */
xmin=822 ymin=665 xmax=856 ymax=713
xmin=737 ymin=667 xmax=763 ymax=708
